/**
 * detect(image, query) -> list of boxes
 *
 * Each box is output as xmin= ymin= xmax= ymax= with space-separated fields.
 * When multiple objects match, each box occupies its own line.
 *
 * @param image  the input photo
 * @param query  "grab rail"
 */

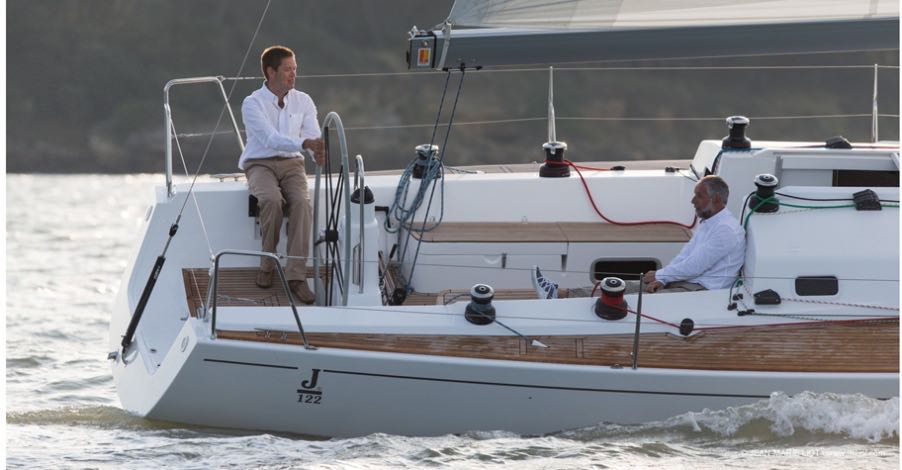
xmin=354 ymin=154 xmax=366 ymax=293
xmin=206 ymin=249 xmax=314 ymax=350
xmin=163 ymin=76 xmax=245 ymax=198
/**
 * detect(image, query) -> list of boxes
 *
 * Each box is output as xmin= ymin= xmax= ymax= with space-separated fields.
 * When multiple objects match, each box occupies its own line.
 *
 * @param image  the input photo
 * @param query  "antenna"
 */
xmin=547 ymin=66 xmax=556 ymax=142
xmin=539 ymin=66 xmax=569 ymax=178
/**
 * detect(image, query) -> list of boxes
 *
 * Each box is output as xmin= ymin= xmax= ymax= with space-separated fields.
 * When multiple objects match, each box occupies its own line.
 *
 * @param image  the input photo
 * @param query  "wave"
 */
xmin=8 ymin=392 xmax=898 ymax=446
xmin=6 ymin=405 xmax=283 ymax=438
xmin=7 ymin=405 xmax=177 ymax=431
xmin=560 ymin=391 xmax=899 ymax=444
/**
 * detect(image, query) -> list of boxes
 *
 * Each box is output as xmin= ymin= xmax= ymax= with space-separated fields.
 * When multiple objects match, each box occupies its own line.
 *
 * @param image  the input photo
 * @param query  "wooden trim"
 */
xmin=557 ymin=222 xmax=691 ymax=243
xmin=409 ymin=222 xmax=692 ymax=243
xmin=410 ymin=222 xmax=567 ymax=243
xmin=217 ymin=319 xmax=899 ymax=373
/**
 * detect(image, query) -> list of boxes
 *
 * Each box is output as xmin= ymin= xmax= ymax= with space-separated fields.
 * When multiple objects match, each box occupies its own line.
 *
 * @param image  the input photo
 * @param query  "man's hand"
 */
xmin=645 ymin=281 xmax=664 ymax=293
xmin=642 ymin=271 xmax=663 ymax=293
xmin=303 ymin=138 xmax=325 ymax=166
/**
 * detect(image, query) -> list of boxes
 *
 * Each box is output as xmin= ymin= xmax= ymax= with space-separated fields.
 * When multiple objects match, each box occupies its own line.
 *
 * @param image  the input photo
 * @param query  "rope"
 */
xmin=404 ymin=66 xmax=468 ymax=291
xmin=744 ymin=196 xmax=900 ymax=229
xmin=165 ymin=0 xmax=270 ymax=308
xmin=562 ymin=159 xmax=698 ymax=229
xmin=476 ymin=47 xmax=901 ymax=70
xmin=620 ymin=303 xmax=897 ymax=334
xmin=219 ymin=63 xmax=901 ymax=81
xmin=170 ymin=118 xmax=215 ymax=311
xmin=169 ymin=118 xmax=215 ymax=258
xmin=738 ymin=281 xmax=900 ymax=312
xmin=170 ymin=112 xmax=902 ymax=138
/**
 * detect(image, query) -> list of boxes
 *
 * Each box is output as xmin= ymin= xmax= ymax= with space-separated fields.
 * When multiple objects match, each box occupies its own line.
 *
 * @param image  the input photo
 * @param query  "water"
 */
xmin=6 ymin=174 xmax=899 ymax=469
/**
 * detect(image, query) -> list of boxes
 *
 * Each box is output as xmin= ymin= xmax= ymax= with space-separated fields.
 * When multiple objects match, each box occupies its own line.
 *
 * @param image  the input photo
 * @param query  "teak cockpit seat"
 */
xmin=409 ymin=222 xmax=692 ymax=244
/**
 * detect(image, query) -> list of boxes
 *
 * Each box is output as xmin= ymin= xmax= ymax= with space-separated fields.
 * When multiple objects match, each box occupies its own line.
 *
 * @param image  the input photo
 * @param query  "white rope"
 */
xmin=169 ymin=118 xmax=215 ymax=258
xmin=172 ymin=111 xmax=898 ymax=139
xmin=477 ymin=47 xmax=901 ymax=70
xmin=220 ymin=64 xmax=900 ymax=81
xmin=781 ymin=296 xmax=900 ymax=311
xmin=343 ymin=113 xmax=880 ymax=132
xmin=741 ymin=282 xmax=898 ymax=313
xmin=170 ymin=118 xmax=214 ymax=311
xmin=172 ymin=110 xmax=897 ymax=139
xmin=173 ymin=0 xmax=270 ymax=205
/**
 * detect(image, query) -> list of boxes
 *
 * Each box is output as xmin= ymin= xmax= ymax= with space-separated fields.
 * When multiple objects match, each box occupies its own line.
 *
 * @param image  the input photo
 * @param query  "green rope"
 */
xmin=777 ymin=202 xmax=855 ymax=209
xmin=744 ymin=197 xmax=898 ymax=229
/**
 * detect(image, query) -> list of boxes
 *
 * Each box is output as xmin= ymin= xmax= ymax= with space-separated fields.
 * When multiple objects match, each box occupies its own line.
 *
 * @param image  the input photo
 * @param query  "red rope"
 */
xmin=545 ymin=159 xmax=698 ymax=229
xmin=616 ymin=304 xmax=897 ymax=333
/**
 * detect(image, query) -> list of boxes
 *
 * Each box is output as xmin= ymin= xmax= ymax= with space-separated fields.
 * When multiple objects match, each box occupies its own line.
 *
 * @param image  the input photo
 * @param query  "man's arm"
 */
xmin=655 ymin=225 xmax=741 ymax=285
xmin=299 ymin=96 xmax=324 ymax=165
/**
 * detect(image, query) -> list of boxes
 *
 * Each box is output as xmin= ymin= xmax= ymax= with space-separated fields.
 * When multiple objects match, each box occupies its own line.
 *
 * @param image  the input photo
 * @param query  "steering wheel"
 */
xmin=312 ymin=112 xmax=352 ymax=306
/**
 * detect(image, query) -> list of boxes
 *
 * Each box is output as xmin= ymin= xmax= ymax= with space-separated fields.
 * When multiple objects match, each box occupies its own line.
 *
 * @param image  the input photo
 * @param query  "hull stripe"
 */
xmin=323 ymin=368 xmax=771 ymax=398
xmin=204 ymin=358 xmax=298 ymax=370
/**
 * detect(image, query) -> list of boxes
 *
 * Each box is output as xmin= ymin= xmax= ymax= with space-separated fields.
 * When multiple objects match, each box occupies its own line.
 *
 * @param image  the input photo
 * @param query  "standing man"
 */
xmin=533 ymin=175 xmax=746 ymax=298
xmin=239 ymin=45 xmax=324 ymax=304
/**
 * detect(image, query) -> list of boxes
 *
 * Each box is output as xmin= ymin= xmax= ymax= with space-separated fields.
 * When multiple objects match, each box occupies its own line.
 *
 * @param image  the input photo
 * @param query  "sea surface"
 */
xmin=6 ymin=174 xmax=900 ymax=469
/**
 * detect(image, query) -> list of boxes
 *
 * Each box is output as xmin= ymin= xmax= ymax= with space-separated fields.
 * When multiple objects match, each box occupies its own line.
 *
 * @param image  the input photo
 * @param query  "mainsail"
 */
xmin=407 ymin=0 xmax=899 ymax=69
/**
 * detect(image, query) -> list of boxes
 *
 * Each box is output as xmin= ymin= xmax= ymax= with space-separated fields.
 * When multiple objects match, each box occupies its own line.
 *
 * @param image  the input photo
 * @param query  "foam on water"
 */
xmin=560 ymin=391 xmax=899 ymax=444
xmin=7 ymin=405 xmax=177 ymax=431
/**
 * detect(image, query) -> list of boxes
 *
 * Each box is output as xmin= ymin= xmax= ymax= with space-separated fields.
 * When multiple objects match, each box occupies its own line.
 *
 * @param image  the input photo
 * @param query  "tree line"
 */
xmin=7 ymin=0 xmax=899 ymax=174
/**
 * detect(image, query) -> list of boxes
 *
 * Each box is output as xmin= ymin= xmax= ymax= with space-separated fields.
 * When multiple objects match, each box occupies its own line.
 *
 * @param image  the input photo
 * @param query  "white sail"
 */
xmin=447 ymin=0 xmax=899 ymax=29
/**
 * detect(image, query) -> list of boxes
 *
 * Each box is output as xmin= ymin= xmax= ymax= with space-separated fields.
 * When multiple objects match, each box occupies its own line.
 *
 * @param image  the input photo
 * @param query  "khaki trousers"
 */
xmin=568 ymin=280 xmax=706 ymax=298
xmin=245 ymin=157 xmax=312 ymax=281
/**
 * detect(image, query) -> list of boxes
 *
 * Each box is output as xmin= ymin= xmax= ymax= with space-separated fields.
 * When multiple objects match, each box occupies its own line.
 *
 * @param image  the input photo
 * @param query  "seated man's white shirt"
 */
xmin=655 ymin=208 xmax=746 ymax=289
xmin=238 ymin=84 xmax=321 ymax=170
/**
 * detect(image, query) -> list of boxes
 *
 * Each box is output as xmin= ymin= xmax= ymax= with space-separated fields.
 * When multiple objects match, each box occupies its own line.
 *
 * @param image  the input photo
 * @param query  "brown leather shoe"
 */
xmin=289 ymin=280 xmax=315 ymax=305
xmin=255 ymin=270 xmax=274 ymax=289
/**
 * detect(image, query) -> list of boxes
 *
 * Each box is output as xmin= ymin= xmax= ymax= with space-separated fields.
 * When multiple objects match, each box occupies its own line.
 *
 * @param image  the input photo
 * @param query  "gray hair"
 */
xmin=699 ymin=175 xmax=729 ymax=203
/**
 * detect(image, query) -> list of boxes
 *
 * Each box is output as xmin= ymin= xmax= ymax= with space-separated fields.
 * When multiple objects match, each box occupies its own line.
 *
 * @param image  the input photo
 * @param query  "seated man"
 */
xmin=239 ymin=45 xmax=325 ymax=304
xmin=533 ymin=175 xmax=746 ymax=299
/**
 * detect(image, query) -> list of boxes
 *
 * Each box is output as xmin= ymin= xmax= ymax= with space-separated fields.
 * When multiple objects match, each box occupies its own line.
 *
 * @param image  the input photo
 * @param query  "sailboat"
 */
xmin=109 ymin=0 xmax=899 ymax=437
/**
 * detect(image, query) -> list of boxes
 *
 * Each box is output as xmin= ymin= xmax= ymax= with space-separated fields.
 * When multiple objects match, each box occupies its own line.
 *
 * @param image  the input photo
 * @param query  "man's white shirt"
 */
xmin=238 ymin=83 xmax=321 ymax=170
xmin=655 ymin=208 xmax=746 ymax=289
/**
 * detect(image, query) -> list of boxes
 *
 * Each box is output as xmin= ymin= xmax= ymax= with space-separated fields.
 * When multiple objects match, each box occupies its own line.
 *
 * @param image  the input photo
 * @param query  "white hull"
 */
xmin=118 ymin=315 xmax=895 ymax=438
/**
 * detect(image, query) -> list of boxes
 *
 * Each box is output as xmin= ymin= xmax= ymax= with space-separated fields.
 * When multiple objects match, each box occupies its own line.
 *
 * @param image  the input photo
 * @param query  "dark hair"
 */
xmin=260 ymin=45 xmax=295 ymax=79
xmin=699 ymin=175 xmax=730 ymax=203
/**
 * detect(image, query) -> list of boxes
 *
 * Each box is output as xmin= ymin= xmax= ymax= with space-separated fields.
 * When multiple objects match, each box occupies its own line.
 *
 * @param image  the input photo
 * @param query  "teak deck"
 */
xmin=183 ymin=268 xmax=898 ymax=373
xmin=182 ymin=267 xmax=556 ymax=313
xmin=216 ymin=321 xmax=898 ymax=373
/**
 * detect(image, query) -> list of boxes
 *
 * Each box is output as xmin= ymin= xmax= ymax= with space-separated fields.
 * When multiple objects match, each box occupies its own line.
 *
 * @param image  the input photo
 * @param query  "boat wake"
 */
xmin=560 ymin=391 xmax=899 ymax=444
xmin=8 ymin=392 xmax=897 ymax=445
xmin=6 ymin=405 xmax=179 ymax=431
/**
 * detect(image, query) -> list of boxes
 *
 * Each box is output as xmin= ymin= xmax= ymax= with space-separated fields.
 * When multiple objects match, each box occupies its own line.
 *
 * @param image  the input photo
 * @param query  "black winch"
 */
xmin=465 ymin=284 xmax=496 ymax=325
xmin=749 ymin=173 xmax=779 ymax=213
